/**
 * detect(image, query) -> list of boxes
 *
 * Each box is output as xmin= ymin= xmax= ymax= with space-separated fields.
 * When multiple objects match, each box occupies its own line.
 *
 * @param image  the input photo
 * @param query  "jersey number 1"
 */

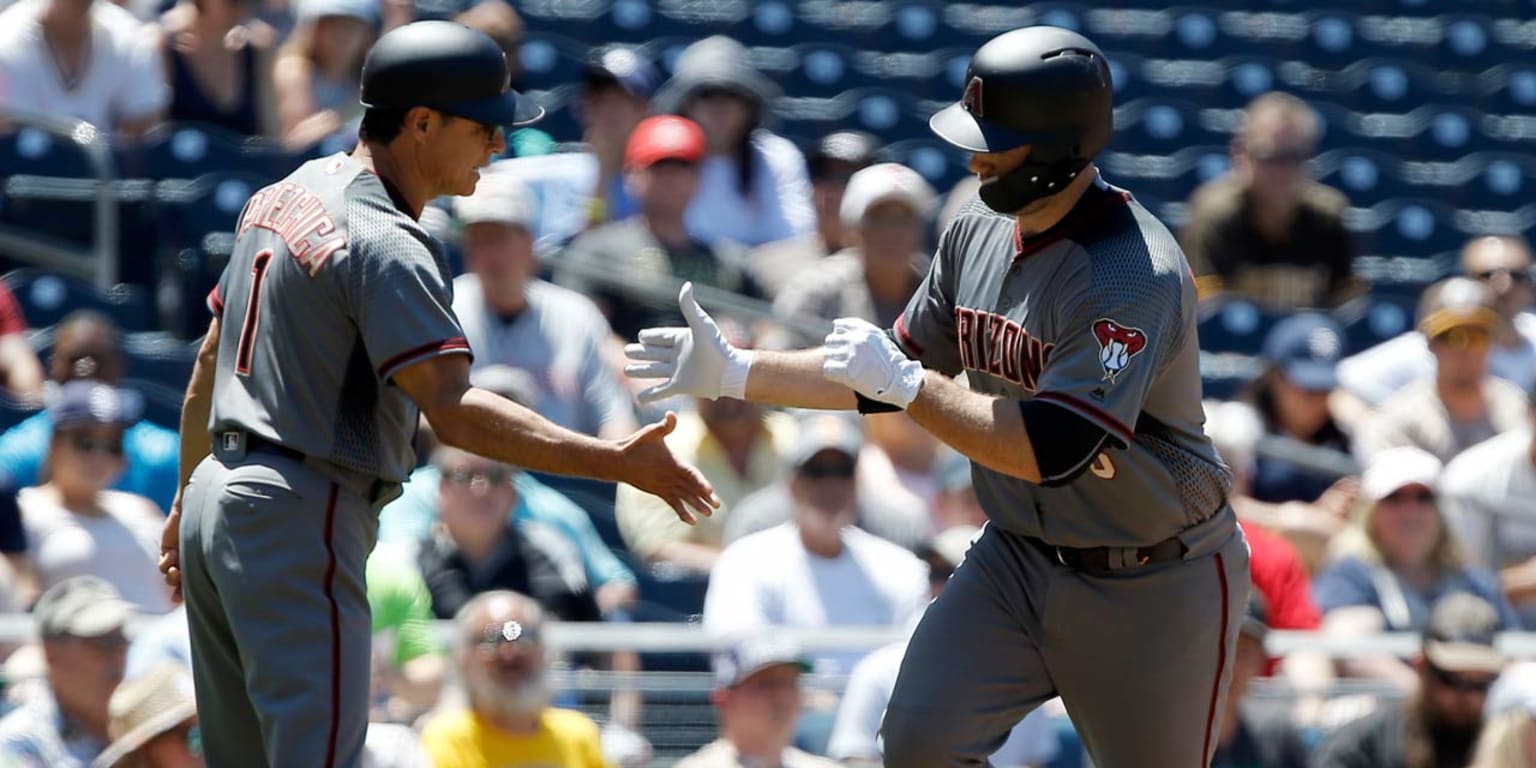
xmin=234 ymin=249 xmax=273 ymax=376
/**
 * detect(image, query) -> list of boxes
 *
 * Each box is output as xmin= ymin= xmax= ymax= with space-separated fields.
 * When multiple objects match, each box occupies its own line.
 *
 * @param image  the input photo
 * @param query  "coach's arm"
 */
xmin=161 ymin=316 xmax=222 ymax=600
xmin=394 ymin=354 xmax=718 ymax=524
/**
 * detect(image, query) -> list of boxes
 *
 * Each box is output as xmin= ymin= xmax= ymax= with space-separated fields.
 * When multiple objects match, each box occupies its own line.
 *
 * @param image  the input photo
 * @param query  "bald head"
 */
xmin=1461 ymin=236 xmax=1535 ymax=320
xmin=49 ymin=311 xmax=123 ymax=385
xmin=455 ymin=590 xmax=544 ymax=651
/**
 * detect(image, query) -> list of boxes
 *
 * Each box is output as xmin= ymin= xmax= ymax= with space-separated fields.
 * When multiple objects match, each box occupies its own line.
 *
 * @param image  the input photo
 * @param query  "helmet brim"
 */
xmin=928 ymin=102 xmax=1049 ymax=154
xmin=439 ymin=91 xmax=546 ymax=128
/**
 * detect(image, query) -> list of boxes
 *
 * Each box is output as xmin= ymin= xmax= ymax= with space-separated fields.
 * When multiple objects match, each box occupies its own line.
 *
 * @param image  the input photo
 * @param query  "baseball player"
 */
xmin=157 ymin=21 xmax=718 ymax=768
xmin=626 ymin=26 xmax=1250 ymax=767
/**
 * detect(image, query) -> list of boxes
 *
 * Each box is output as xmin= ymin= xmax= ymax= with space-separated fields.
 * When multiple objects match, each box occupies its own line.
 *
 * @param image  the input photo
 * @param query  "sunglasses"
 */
xmin=1429 ymin=663 xmax=1496 ymax=693
xmin=65 ymin=433 xmax=124 ymax=456
xmin=442 ymin=467 xmax=516 ymax=487
xmin=1475 ymin=268 xmax=1533 ymax=284
xmin=798 ymin=458 xmax=856 ymax=480
xmin=1430 ymin=326 xmax=1491 ymax=351
xmin=1382 ymin=489 xmax=1436 ymax=505
xmin=1248 ymin=147 xmax=1311 ymax=166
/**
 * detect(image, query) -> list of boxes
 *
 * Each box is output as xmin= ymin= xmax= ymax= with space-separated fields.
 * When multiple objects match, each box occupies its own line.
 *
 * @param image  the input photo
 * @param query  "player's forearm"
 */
xmin=743 ymin=348 xmax=857 ymax=410
xmin=430 ymin=388 xmax=630 ymax=483
xmin=176 ymin=319 xmax=221 ymax=495
xmin=906 ymin=372 xmax=1042 ymax=484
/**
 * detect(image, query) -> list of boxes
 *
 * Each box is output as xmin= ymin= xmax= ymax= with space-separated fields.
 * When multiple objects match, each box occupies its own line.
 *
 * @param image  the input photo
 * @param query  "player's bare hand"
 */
xmin=823 ymin=317 xmax=925 ymax=408
xmin=616 ymin=411 xmax=721 ymax=524
xmin=158 ymin=499 xmax=184 ymax=604
xmin=624 ymin=282 xmax=753 ymax=403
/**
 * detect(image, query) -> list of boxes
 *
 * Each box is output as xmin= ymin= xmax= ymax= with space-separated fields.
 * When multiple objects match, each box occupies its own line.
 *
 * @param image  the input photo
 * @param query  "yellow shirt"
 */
xmin=420 ymin=707 xmax=611 ymax=768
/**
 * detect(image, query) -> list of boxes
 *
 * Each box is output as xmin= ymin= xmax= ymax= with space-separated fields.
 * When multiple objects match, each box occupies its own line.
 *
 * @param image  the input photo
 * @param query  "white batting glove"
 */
xmin=624 ymin=282 xmax=754 ymax=403
xmin=823 ymin=317 xmax=925 ymax=409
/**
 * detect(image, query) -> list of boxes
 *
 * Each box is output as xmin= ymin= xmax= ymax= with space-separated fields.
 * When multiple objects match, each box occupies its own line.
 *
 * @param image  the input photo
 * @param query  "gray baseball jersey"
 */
xmin=895 ymin=178 xmax=1231 ymax=548
xmin=207 ymin=152 xmax=470 ymax=483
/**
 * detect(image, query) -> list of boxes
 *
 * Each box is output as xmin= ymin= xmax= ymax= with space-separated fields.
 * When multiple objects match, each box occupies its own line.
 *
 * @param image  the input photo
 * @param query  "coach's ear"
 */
xmin=405 ymin=106 xmax=439 ymax=142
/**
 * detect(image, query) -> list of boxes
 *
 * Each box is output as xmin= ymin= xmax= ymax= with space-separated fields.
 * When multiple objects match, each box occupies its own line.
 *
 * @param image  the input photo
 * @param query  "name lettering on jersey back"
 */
xmin=954 ymin=307 xmax=1053 ymax=390
xmin=237 ymin=182 xmax=346 ymax=274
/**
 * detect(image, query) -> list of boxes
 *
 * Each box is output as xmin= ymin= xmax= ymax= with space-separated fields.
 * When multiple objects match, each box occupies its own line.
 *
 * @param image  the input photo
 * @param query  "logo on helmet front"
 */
xmin=1092 ymin=318 xmax=1148 ymax=384
xmin=963 ymin=76 xmax=984 ymax=117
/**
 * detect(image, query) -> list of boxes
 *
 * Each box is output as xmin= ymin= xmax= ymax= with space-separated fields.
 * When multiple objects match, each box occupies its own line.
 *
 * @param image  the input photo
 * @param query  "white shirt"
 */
xmin=685 ymin=130 xmax=816 ymax=248
xmin=1338 ymin=312 xmax=1536 ymax=406
xmin=1441 ymin=429 xmax=1536 ymax=569
xmin=451 ymin=276 xmax=633 ymax=437
xmin=20 ymin=487 xmax=171 ymax=614
xmin=485 ymin=154 xmax=599 ymax=254
xmin=703 ymin=523 xmax=930 ymax=677
xmin=0 ymin=0 xmax=168 ymax=130
xmin=827 ymin=640 xmax=1060 ymax=767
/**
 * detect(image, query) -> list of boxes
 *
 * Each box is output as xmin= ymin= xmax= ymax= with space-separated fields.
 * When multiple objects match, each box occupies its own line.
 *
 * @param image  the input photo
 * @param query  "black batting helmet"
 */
xmin=361 ymin=21 xmax=544 ymax=127
xmin=930 ymin=26 xmax=1112 ymax=211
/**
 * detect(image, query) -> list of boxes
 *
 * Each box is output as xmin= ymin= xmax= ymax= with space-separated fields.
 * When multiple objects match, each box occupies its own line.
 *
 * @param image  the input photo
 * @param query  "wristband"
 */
xmin=855 ymin=392 xmax=903 ymax=414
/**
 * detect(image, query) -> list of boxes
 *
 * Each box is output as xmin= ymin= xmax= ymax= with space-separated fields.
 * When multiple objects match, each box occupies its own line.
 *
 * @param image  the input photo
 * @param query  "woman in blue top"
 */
xmin=1315 ymin=445 xmax=1521 ymax=690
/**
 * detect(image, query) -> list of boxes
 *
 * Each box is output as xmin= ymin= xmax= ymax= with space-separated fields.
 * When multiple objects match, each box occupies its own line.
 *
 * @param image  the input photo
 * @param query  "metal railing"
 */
xmin=0 ymin=111 xmax=122 ymax=289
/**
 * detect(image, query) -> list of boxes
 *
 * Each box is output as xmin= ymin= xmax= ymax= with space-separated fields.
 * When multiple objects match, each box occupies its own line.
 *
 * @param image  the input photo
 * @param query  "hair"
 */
xmin=1469 ymin=709 xmax=1535 ymax=768
xmin=454 ymin=0 xmax=524 ymax=79
xmin=1239 ymin=91 xmax=1320 ymax=147
xmin=1327 ymin=491 xmax=1466 ymax=575
xmin=358 ymin=107 xmax=410 ymax=144
xmin=453 ymin=590 xmax=544 ymax=652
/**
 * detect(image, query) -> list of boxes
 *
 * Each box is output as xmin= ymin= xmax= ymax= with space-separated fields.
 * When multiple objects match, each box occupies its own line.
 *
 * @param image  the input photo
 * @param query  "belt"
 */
xmin=1025 ymin=534 xmax=1187 ymax=575
xmin=236 ymin=432 xmax=305 ymax=463
xmin=220 ymin=431 xmax=392 ymax=503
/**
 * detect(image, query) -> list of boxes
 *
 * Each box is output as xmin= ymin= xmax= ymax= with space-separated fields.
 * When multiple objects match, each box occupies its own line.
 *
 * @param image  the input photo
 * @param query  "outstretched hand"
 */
xmin=624 ymin=282 xmax=753 ymax=403
xmin=617 ymin=411 xmax=721 ymax=525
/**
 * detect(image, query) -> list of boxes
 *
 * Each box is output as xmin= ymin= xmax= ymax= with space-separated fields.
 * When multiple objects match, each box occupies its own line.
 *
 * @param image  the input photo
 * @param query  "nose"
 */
xmin=490 ymin=127 xmax=507 ymax=155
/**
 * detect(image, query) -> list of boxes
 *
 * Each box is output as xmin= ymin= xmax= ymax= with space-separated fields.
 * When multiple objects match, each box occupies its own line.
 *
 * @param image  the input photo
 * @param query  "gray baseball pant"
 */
xmin=881 ymin=513 xmax=1250 ymax=767
xmin=180 ymin=439 xmax=393 ymax=768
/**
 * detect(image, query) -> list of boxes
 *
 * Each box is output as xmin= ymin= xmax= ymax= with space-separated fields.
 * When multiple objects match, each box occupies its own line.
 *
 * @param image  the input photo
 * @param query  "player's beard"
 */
xmin=467 ymin=667 xmax=554 ymax=719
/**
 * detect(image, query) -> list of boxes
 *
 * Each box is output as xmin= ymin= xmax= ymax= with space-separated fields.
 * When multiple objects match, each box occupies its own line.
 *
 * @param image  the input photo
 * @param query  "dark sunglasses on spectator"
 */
xmin=1431 ymin=326 xmax=1491 ymax=351
xmin=798 ymin=458 xmax=856 ymax=480
xmin=480 ymin=619 xmax=538 ymax=650
xmin=1475 ymin=267 xmax=1533 ymax=284
xmin=66 ymin=433 xmax=124 ymax=456
xmin=1428 ymin=663 xmax=1495 ymax=693
xmin=1249 ymin=147 xmax=1310 ymax=166
xmin=443 ymin=467 xmax=515 ymax=487
xmin=1382 ymin=488 xmax=1436 ymax=505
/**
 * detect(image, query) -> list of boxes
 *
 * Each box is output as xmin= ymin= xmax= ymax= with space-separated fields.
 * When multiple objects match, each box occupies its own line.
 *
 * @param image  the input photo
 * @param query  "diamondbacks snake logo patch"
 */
xmin=1092 ymin=318 xmax=1148 ymax=384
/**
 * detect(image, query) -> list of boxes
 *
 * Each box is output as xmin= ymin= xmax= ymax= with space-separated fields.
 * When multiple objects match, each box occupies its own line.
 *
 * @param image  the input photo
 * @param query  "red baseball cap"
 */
xmin=625 ymin=115 xmax=706 ymax=169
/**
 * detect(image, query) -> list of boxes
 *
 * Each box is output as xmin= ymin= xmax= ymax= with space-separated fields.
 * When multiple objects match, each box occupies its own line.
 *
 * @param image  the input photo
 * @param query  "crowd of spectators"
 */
xmin=0 ymin=0 xmax=1535 ymax=765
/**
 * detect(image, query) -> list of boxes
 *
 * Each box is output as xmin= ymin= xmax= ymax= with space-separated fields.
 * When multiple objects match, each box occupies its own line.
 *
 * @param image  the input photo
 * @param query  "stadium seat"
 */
xmin=1408 ymin=104 xmax=1484 ymax=161
xmin=1197 ymin=297 xmax=1279 ymax=356
xmin=876 ymin=138 xmax=968 ymax=191
xmin=783 ymin=43 xmax=858 ymax=98
xmin=841 ymin=88 xmax=931 ymax=143
xmin=1359 ymin=197 xmax=1466 ymax=259
xmin=0 ymin=125 xmax=110 ymax=253
xmin=1314 ymin=147 xmax=1407 ymax=208
xmin=121 ymin=331 xmax=199 ymax=425
xmin=1456 ymin=153 xmax=1536 ymax=212
xmin=132 ymin=122 xmax=294 ymax=181
xmin=1437 ymin=15 xmax=1502 ymax=74
xmin=2 ymin=268 xmax=154 ymax=332
xmin=1335 ymin=59 xmax=1462 ymax=114
xmin=1477 ymin=64 xmax=1536 ymax=116
xmin=1337 ymin=292 xmax=1417 ymax=356
xmin=1109 ymin=98 xmax=1226 ymax=155
xmin=518 ymin=32 xmax=589 ymax=93
xmin=1299 ymin=11 xmax=1363 ymax=70
xmin=886 ymin=0 xmax=945 ymax=52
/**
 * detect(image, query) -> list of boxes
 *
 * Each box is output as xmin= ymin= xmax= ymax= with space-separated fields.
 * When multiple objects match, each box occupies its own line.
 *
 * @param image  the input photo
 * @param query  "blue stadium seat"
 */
xmin=1456 ymin=153 xmax=1536 ymax=212
xmin=1166 ymin=7 xmax=1232 ymax=57
xmin=1477 ymin=64 xmax=1536 ymax=116
xmin=728 ymin=0 xmax=799 ymax=46
xmin=0 ymin=126 xmax=106 ymax=253
xmin=1360 ymin=198 xmax=1465 ymax=259
xmin=515 ymin=0 xmax=599 ymax=45
xmin=1314 ymin=147 xmax=1407 ymax=208
xmin=845 ymin=88 xmax=930 ymax=143
xmin=857 ymin=51 xmax=946 ymax=102
xmin=1219 ymin=56 xmax=1282 ymax=108
xmin=121 ymin=332 xmax=198 ymax=425
xmin=1109 ymin=98 xmax=1226 ymax=156
xmin=1196 ymin=297 xmax=1280 ymax=356
xmin=876 ymin=138 xmax=968 ymax=192
xmin=784 ymin=43 xmax=858 ymax=98
xmin=937 ymin=2 xmax=1038 ymax=49
xmin=2 ymin=268 xmax=154 ymax=332
xmin=1408 ymin=105 xmax=1484 ymax=162
xmin=886 ymin=0 xmax=945 ymax=52
xmin=1338 ymin=59 xmax=1461 ymax=114
xmin=1299 ymin=11 xmax=1364 ymax=70
xmin=132 ymin=122 xmax=294 ymax=181
xmin=1105 ymin=52 xmax=1153 ymax=106
xmin=1308 ymin=101 xmax=1362 ymax=154
xmin=1437 ymin=15 xmax=1502 ymax=74
xmin=517 ymin=32 xmax=589 ymax=93
xmin=0 ymin=126 xmax=97 ymax=178
xmin=1337 ymin=292 xmax=1417 ymax=356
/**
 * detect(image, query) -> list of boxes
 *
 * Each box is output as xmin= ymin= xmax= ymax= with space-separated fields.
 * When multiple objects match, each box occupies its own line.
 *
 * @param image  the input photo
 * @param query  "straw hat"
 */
xmin=91 ymin=664 xmax=197 ymax=768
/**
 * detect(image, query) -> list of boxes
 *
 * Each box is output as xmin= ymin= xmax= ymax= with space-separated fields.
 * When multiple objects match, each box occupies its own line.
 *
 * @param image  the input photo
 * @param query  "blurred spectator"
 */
xmin=0 ymin=283 xmax=44 ymax=404
xmin=20 ymin=380 xmax=170 ymax=612
xmin=379 ymin=366 xmax=637 ymax=612
xmin=768 ymin=162 xmax=936 ymax=349
xmin=654 ymin=35 xmax=816 ymax=248
xmin=91 ymin=662 xmax=200 ymax=768
xmin=416 ymin=445 xmax=599 ymax=624
xmin=725 ymin=412 xmax=929 ymax=552
xmin=1312 ymin=593 xmax=1506 ymax=768
xmin=452 ymin=174 xmax=638 ymax=440
xmin=748 ymin=130 xmax=880 ymax=298
xmin=1354 ymin=278 xmax=1528 ymax=465
xmin=828 ymin=525 xmax=1059 ymax=768
xmin=489 ymin=44 xmax=658 ymax=251
xmin=1338 ymin=237 xmax=1536 ymax=413
xmin=156 ymin=0 xmax=279 ymax=136
xmin=1469 ymin=704 xmax=1536 ymax=768
xmin=366 ymin=545 xmax=443 ymax=725
xmin=1316 ymin=447 xmax=1518 ymax=689
xmin=1244 ymin=523 xmax=1334 ymax=700
xmin=557 ymin=115 xmax=763 ymax=340
xmin=857 ymin=412 xmax=941 ymax=528
xmin=615 ymin=393 xmax=795 ymax=573
xmin=1442 ymin=394 xmax=1536 ymax=622
xmin=0 ymin=576 xmax=131 ymax=766
xmin=1211 ymin=594 xmax=1309 ymax=768
xmin=704 ymin=413 xmax=930 ymax=678
xmin=931 ymin=450 xmax=985 ymax=530
xmin=1182 ymin=91 xmax=1356 ymax=310
xmin=124 ymin=605 xmax=188 ymax=680
xmin=271 ymin=0 xmax=376 ymax=150
xmin=0 ymin=310 xmax=180 ymax=512
xmin=675 ymin=637 xmax=837 ymax=768
xmin=1244 ymin=313 xmax=1355 ymax=505
xmin=0 ymin=0 xmax=168 ymax=137
xmin=420 ymin=591 xmax=607 ymax=768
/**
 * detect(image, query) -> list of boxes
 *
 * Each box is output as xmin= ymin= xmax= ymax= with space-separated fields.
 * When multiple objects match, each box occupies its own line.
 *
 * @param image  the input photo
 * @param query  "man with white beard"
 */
xmin=420 ymin=591 xmax=608 ymax=766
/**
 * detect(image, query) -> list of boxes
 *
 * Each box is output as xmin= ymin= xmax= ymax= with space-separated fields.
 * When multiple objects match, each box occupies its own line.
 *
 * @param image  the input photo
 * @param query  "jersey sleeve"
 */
xmin=892 ymin=225 xmax=964 ymax=376
xmin=0 ymin=283 xmax=27 ymax=336
xmin=344 ymin=207 xmax=471 ymax=383
xmin=1031 ymin=253 xmax=1184 ymax=449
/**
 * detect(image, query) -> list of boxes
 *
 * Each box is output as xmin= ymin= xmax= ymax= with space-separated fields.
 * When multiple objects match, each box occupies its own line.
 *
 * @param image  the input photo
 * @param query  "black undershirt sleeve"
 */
xmin=1018 ymin=399 xmax=1111 ymax=487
